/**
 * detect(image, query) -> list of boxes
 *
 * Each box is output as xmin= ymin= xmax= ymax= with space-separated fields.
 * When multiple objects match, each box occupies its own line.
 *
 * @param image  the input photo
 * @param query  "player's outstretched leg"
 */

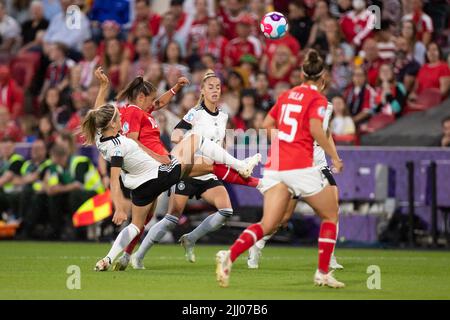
xmin=131 ymin=214 xmax=180 ymax=269
xmin=304 ymin=186 xmax=344 ymax=288
xmin=95 ymin=223 xmax=141 ymax=271
xmin=180 ymin=208 xmax=233 ymax=263
xmin=213 ymin=164 xmax=260 ymax=187
xmin=216 ymin=183 xmax=290 ymax=287
xmin=113 ymin=208 xmax=155 ymax=271
xmin=172 ymin=134 xmax=261 ymax=179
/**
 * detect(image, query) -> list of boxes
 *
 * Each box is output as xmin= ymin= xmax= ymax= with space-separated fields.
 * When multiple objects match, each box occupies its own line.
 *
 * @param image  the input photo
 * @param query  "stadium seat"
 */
xmin=9 ymin=52 xmax=41 ymax=90
xmin=405 ymin=88 xmax=443 ymax=113
xmin=364 ymin=114 xmax=396 ymax=133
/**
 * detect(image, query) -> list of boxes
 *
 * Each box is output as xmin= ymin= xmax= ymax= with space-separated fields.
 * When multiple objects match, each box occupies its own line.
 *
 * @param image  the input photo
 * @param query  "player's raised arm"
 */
xmin=94 ymin=67 xmax=110 ymax=110
xmin=152 ymin=77 xmax=190 ymax=111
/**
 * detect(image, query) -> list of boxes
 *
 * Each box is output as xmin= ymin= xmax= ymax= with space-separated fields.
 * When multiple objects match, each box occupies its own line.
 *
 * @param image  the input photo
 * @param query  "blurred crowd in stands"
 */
xmin=0 ymin=0 xmax=450 ymax=239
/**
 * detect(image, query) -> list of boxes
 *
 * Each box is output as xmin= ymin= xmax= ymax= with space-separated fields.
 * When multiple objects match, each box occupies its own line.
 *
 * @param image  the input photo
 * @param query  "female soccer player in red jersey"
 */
xmin=93 ymin=67 xmax=260 ymax=271
xmin=93 ymin=67 xmax=189 ymax=270
xmin=129 ymin=70 xmax=260 ymax=269
xmin=216 ymin=50 xmax=345 ymax=288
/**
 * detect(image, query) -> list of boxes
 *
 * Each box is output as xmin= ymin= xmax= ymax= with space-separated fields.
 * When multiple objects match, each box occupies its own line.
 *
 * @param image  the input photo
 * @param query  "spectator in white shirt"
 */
xmin=0 ymin=0 xmax=21 ymax=54
xmin=43 ymin=0 xmax=91 ymax=52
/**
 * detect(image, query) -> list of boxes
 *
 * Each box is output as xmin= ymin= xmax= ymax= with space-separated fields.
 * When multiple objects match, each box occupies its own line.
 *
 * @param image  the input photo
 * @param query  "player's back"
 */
xmin=267 ymin=84 xmax=328 ymax=171
xmin=119 ymin=104 xmax=168 ymax=156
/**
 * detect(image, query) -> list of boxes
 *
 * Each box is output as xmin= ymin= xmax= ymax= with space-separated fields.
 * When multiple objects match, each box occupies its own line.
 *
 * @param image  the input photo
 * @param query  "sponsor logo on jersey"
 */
xmin=177 ymin=182 xmax=185 ymax=190
xmin=185 ymin=111 xmax=195 ymax=122
xmin=122 ymin=122 xmax=129 ymax=134
xmin=318 ymin=106 xmax=326 ymax=118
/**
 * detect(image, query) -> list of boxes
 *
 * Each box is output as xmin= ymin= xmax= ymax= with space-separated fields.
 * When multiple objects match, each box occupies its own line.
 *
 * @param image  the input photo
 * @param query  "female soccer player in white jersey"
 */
xmin=82 ymin=87 xmax=261 ymax=272
xmin=247 ymin=104 xmax=344 ymax=270
xmin=127 ymin=70 xmax=257 ymax=268
xmin=215 ymin=50 xmax=345 ymax=288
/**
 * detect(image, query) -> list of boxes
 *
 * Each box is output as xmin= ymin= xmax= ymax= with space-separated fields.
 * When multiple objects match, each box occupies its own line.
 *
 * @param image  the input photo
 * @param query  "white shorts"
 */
xmin=257 ymin=166 xmax=329 ymax=198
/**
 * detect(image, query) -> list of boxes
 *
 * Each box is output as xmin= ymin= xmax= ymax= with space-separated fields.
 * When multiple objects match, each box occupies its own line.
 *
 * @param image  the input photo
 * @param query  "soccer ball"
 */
xmin=260 ymin=11 xmax=289 ymax=40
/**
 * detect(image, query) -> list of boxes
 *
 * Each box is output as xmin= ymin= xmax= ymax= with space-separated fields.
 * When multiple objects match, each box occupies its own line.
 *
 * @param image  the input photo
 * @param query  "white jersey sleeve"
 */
xmin=182 ymin=107 xmax=198 ymax=126
xmin=313 ymin=102 xmax=333 ymax=167
xmin=96 ymin=133 xmax=161 ymax=189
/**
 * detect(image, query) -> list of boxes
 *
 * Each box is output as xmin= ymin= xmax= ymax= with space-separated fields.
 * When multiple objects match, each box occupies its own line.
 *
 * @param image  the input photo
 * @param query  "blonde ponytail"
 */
xmin=81 ymin=109 xmax=98 ymax=145
xmin=81 ymin=104 xmax=117 ymax=145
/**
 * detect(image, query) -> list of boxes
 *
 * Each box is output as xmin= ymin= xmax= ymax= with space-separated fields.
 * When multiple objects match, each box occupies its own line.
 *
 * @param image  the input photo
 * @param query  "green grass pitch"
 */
xmin=0 ymin=241 xmax=449 ymax=300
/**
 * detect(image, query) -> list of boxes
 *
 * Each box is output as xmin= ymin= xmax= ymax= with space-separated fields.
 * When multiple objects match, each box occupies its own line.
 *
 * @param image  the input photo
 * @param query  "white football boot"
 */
xmin=314 ymin=269 xmax=345 ymax=288
xmin=216 ymin=250 xmax=232 ymax=288
xmin=329 ymin=255 xmax=344 ymax=270
xmin=130 ymin=254 xmax=145 ymax=270
xmin=238 ymin=153 xmax=262 ymax=178
xmin=94 ymin=257 xmax=111 ymax=271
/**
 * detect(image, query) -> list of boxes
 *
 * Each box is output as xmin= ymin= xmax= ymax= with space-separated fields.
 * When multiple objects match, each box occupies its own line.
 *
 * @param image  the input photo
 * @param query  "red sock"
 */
xmin=213 ymin=164 xmax=259 ymax=187
xmin=318 ymin=221 xmax=337 ymax=274
xmin=230 ymin=223 xmax=264 ymax=262
xmin=124 ymin=212 xmax=153 ymax=255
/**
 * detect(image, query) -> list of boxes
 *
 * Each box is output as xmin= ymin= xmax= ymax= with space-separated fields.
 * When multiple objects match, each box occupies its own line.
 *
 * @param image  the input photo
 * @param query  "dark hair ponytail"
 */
xmin=116 ymin=76 xmax=156 ymax=102
xmin=302 ymin=49 xmax=325 ymax=82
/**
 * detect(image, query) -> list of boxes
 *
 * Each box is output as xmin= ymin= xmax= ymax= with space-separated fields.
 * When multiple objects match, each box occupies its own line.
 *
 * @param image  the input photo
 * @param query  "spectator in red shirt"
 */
xmin=340 ymin=0 xmax=376 ymax=48
xmin=98 ymin=20 xmax=134 ymax=62
xmin=129 ymin=0 xmax=161 ymax=38
xmin=0 ymin=107 xmax=23 ymax=142
xmin=0 ymin=65 xmax=24 ymax=120
xmin=197 ymin=18 xmax=229 ymax=64
xmin=344 ymin=67 xmax=376 ymax=127
xmin=267 ymin=45 xmax=295 ymax=87
xmin=224 ymin=14 xmax=262 ymax=68
xmin=402 ymin=0 xmax=433 ymax=46
xmin=218 ymin=0 xmax=247 ymax=39
xmin=411 ymin=42 xmax=450 ymax=99
xmin=259 ymin=32 xmax=301 ymax=73
xmin=102 ymin=38 xmax=130 ymax=95
xmin=67 ymin=91 xmax=88 ymax=144
xmin=361 ymin=38 xmax=384 ymax=87
xmin=187 ymin=0 xmax=210 ymax=57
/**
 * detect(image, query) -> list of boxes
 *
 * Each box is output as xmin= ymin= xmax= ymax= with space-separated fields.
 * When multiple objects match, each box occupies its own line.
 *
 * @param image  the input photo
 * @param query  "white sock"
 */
xmin=254 ymin=232 xmax=274 ymax=250
xmin=106 ymin=223 xmax=140 ymax=262
xmin=186 ymin=209 xmax=232 ymax=243
xmin=197 ymin=136 xmax=245 ymax=171
xmin=134 ymin=214 xmax=179 ymax=261
xmin=332 ymin=222 xmax=339 ymax=256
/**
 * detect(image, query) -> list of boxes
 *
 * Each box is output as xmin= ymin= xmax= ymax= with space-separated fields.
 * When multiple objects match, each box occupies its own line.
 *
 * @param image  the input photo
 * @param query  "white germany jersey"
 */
xmin=182 ymin=104 xmax=228 ymax=181
xmin=95 ymin=133 xmax=161 ymax=189
xmin=313 ymin=101 xmax=333 ymax=168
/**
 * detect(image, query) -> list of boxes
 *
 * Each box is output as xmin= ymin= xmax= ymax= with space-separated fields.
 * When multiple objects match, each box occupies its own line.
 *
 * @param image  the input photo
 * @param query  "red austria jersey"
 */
xmin=119 ymin=104 xmax=169 ymax=156
xmin=265 ymin=84 xmax=327 ymax=171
